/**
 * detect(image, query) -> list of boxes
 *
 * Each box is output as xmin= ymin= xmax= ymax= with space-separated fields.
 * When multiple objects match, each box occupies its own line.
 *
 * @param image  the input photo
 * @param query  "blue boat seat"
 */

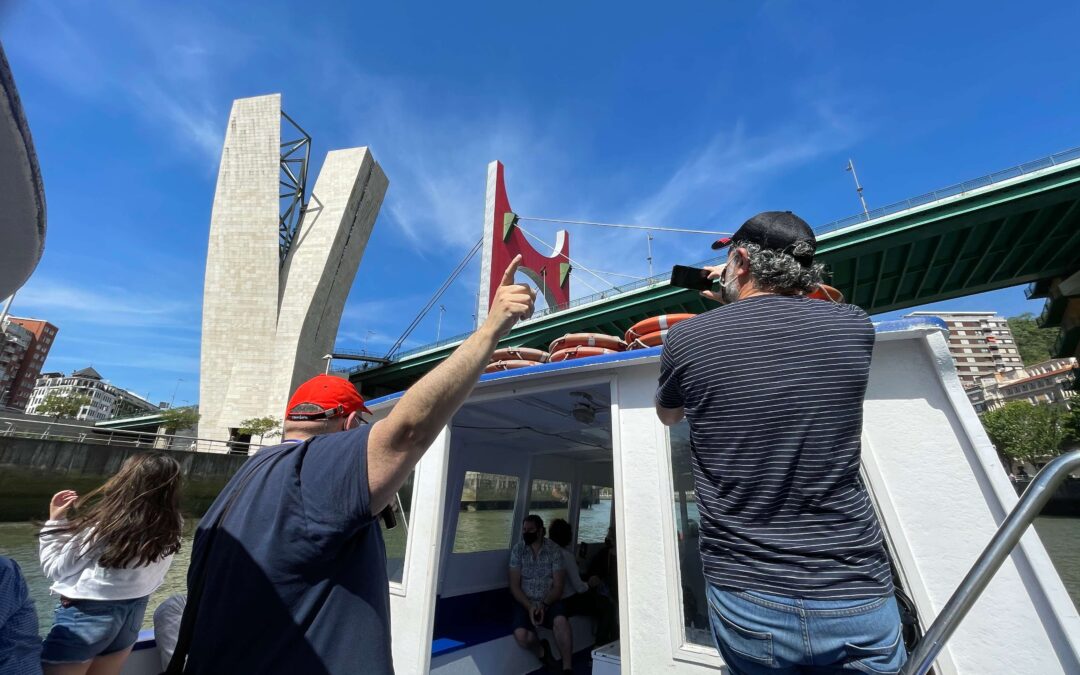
xmin=431 ymin=588 xmax=517 ymax=657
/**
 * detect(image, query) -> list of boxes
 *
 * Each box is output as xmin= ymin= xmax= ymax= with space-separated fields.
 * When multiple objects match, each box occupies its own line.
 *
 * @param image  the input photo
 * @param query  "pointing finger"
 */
xmin=500 ymin=255 xmax=523 ymax=287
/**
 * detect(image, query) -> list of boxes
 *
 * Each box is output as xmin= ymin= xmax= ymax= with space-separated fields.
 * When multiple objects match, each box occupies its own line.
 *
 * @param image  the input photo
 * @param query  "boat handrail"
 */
xmin=902 ymin=449 xmax=1080 ymax=675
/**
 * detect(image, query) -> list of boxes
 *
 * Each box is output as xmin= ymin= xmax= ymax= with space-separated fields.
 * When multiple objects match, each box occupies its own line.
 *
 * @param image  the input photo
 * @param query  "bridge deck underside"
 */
xmin=354 ymin=164 xmax=1080 ymax=396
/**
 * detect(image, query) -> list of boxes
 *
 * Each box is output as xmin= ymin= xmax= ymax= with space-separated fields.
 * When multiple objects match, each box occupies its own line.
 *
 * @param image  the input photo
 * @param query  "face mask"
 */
xmin=719 ymin=257 xmax=741 ymax=304
xmin=522 ymin=531 xmax=538 ymax=545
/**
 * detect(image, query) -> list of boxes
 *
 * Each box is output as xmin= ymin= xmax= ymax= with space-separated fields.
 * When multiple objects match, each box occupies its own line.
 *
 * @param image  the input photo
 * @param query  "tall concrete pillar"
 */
xmin=199 ymin=95 xmax=388 ymax=446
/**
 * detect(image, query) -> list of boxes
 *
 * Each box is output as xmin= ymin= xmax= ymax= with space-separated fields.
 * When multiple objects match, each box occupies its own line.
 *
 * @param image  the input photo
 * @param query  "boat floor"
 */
xmin=525 ymin=647 xmax=595 ymax=675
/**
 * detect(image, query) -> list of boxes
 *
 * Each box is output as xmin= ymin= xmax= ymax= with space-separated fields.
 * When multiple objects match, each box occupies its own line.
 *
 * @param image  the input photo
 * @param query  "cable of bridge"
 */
xmin=517 ymin=215 xmax=731 ymax=236
xmin=514 ymin=223 xmax=617 ymax=296
xmin=384 ymin=238 xmax=483 ymax=360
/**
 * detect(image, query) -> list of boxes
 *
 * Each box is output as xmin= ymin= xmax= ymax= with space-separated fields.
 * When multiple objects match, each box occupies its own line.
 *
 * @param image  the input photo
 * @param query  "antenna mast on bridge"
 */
xmin=846 ymin=158 xmax=870 ymax=216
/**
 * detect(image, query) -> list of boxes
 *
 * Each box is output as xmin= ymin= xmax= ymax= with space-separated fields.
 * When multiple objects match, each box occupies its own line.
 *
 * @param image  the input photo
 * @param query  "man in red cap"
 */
xmin=172 ymin=256 xmax=536 ymax=675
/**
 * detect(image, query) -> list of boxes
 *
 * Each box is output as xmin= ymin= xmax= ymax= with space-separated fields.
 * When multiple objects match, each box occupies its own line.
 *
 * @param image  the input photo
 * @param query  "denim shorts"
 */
xmin=41 ymin=596 xmax=150 ymax=664
xmin=707 ymin=585 xmax=906 ymax=675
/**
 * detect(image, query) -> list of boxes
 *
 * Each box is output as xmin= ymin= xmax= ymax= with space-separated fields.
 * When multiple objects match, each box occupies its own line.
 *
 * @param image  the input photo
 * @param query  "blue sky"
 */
xmin=3 ymin=1 xmax=1079 ymax=405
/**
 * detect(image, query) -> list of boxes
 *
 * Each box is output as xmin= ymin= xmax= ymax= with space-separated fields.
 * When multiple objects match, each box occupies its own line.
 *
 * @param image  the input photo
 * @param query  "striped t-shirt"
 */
xmin=656 ymin=294 xmax=893 ymax=600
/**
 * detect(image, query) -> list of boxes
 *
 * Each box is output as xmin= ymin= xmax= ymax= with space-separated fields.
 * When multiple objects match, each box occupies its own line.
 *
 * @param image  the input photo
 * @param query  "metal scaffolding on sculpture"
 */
xmin=278 ymin=110 xmax=311 ymax=264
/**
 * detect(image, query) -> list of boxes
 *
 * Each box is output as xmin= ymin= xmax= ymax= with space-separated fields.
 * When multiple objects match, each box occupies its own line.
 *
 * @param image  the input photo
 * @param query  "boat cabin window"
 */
xmin=578 ymin=484 xmax=613 ymax=542
xmin=669 ymin=420 xmax=712 ymax=646
xmin=367 ymin=404 xmax=416 ymax=585
xmin=384 ymin=470 xmax=415 ymax=584
xmin=452 ymin=472 xmax=521 ymax=553
xmin=529 ymin=478 xmax=572 ymax=525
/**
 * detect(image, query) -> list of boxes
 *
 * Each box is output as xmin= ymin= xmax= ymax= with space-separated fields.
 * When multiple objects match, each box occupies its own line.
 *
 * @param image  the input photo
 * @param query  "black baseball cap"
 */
xmin=712 ymin=211 xmax=817 ymax=267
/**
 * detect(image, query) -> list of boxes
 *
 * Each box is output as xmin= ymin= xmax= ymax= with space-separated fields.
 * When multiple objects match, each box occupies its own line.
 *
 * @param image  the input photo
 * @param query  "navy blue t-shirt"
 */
xmin=184 ymin=426 xmax=391 ymax=674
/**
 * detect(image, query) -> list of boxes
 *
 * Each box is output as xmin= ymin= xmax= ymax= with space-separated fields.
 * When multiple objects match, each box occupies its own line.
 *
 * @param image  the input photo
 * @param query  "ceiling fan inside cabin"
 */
xmin=570 ymin=391 xmax=604 ymax=424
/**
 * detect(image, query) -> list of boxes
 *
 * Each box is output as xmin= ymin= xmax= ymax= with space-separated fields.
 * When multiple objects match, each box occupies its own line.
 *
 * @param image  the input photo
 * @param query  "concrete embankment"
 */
xmin=0 ymin=437 xmax=247 ymax=522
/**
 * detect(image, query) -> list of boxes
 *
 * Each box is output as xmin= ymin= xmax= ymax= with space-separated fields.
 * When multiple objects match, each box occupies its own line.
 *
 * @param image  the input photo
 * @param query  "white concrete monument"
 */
xmin=199 ymin=94 xmax=388 ymax=445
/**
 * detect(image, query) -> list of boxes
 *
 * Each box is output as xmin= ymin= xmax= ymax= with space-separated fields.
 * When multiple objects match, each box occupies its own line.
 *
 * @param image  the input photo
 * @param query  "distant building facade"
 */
xmin=905 ymin=311 xmax=1023 ymax=389
xmin=967 ymin=357 xmax=1078 ymax=414
xmin=0 ymin=316 xmax=57 ymax=410
xmin=26 ymin=367 xmax=159 ymax=421
xmin=0 ymin=319 xmax=32 ymax=406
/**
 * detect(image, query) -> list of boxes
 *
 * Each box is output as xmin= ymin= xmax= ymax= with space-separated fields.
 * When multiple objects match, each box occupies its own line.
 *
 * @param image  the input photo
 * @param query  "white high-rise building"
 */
xmin=26 ymin=367 xmax=159 ymax=421
xmin=904 ymin=311 xmax=1024 ymax=389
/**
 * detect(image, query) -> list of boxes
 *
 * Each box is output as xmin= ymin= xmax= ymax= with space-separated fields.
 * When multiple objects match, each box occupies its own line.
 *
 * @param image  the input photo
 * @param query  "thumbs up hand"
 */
xmin=484 ymin=255 xmax=537 ymax=338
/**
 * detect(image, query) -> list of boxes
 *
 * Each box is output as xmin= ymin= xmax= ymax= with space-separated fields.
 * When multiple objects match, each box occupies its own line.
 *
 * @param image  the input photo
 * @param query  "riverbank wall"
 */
xmin=0 ymin=436 xmax=247 ymax=522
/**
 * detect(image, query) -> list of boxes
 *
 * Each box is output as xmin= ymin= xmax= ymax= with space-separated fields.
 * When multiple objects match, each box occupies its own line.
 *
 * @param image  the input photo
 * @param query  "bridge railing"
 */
xmin=96 ymin=405 xmax=201 ymax=425
xmin=0 ymin=415 xmax=264 ymax=455
xmin=814 ymin=145 xmax=1080 ymax=237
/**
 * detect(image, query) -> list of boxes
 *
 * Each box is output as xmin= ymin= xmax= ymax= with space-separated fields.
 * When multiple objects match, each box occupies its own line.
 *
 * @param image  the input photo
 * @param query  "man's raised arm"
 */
xmin=366 ymin=255 xmax=536 ymax=513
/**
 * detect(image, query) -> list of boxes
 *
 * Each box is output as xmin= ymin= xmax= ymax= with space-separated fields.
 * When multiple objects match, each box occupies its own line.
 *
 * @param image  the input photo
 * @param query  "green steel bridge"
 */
xmin=350 ymin=146 xmax=1080 ymax=398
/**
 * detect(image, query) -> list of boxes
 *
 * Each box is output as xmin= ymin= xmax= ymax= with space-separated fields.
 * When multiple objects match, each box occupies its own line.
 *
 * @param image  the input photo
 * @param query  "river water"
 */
xmin=2 ymin=508 xmax=1077 ymax=636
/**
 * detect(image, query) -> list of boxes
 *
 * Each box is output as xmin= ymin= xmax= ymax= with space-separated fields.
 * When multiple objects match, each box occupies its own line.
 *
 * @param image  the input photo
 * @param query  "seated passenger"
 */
xmin=0 ymin=555 xmax=41 ymax=674
xmin=585 ymin=526 xmax=617 ymax=597
xmin=509 ymin=515 xmax=573 ymax=674
xmin=548 ymin=519 xmax=618 ymax=646
xmin=152 ymin=594 xmax=187 ymax=671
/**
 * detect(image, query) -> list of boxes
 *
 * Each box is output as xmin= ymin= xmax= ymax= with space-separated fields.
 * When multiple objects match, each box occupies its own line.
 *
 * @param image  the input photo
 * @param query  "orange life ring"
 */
xmin=484 ymin=359 xmax=537 ymax=373
xmin=548 ymin=333 xmax=626 ymax=354
xmin=624 ymin=314 xmax=695 ymax=343
xmin=808 ymin=284 xmax=844 ymax=303
xmin=549 ymin=346 xmax=619 ymax=362
xmin=627 ymin=329 xmax=668 ymax=350
xmin=490 ymin=347 xmax=549 ymax=364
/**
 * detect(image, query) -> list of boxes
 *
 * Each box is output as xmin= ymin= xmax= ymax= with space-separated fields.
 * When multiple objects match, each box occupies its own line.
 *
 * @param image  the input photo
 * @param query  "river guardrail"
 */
xmin=0 ymin=415 xmax=264 ymax=455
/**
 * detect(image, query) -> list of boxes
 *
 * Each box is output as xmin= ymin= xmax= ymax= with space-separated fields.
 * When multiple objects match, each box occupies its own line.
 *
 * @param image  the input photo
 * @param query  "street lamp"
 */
xmin=169 ymin=378 xmax=184 ymax=408
xmin=322 ymin=354 xmax=333 ymax=375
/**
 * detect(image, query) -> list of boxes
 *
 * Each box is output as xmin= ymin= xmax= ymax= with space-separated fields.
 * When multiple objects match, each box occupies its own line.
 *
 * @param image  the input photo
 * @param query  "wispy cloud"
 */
xmin=46 ymin=352 xmax=199 ymax=375
xmin=633 ymin=108 xmax=858 ymax=228
xmin=318 ymin=63 xmax=576 ymax=254
xmin=15 ymin=277 xmax=198 ymax=330
xmin=9 ymin=1 xmax=245 ymax=166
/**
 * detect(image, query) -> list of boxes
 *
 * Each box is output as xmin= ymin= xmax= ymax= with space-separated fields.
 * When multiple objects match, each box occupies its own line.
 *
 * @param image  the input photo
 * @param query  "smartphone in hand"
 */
xmin=670 ymin=265 xmax=714 ymax=291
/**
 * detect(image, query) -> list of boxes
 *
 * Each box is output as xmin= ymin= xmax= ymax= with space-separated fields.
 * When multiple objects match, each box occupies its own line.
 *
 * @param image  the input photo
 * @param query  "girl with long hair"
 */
xmin=38 ymin=453 xmax=183 ymax=675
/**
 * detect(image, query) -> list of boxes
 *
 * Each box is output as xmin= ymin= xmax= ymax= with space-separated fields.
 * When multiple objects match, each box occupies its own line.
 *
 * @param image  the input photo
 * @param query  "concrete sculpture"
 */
xmin=199 ymin=94 xmax=388 ymax=446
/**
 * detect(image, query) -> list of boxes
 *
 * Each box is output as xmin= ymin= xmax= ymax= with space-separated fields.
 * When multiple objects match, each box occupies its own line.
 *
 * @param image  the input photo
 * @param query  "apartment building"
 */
xmin=967 ymin=357 xmax=1078 ymax=414
xmin=26 ymin=367 xmax=158 ymax=421
xmin=0 ymin=316 xmax=58 ymax=410
xmin=905 ymin=311 xmax=1023 ymax=389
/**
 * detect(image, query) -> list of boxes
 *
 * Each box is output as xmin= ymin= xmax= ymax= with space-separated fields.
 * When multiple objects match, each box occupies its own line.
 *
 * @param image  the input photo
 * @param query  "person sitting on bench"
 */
xmin=509 ymin=514 xmax=573 ymax=674
xmin=548 ymin=518 xmax=618 ymax=646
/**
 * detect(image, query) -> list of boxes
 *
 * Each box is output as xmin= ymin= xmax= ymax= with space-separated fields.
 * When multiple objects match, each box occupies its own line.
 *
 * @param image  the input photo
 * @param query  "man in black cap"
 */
xmin=654 ymin=212 xmax=905 ymax=674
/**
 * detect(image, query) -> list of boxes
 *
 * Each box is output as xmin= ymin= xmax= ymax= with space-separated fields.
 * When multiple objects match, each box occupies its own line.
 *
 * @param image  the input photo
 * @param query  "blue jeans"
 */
xmin=707 ymin=585 xmax=906 ymax=675
xmin=41 ymin=596 xmax=149 ymax=664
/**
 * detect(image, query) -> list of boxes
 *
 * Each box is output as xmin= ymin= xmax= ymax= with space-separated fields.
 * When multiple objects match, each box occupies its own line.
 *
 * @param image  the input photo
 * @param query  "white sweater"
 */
xmin=39 ymin=519 xmax=174 ymax=601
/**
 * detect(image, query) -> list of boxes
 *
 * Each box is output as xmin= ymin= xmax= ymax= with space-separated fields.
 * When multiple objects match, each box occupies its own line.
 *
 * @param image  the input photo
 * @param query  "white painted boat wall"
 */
xmin=375 ymin=321 xmax=1080 ymax=674
xmin=862 ymin=325 xmax=1080 ymax=674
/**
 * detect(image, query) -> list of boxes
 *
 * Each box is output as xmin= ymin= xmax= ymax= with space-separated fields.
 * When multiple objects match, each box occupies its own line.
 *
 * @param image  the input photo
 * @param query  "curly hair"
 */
xmin=733 ymin=239 xmax=825 ymax=294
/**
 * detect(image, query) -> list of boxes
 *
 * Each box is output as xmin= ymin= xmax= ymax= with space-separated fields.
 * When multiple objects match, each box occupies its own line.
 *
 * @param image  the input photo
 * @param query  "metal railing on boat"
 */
xmin=902 ymin=449 xmax=1080 ymax=675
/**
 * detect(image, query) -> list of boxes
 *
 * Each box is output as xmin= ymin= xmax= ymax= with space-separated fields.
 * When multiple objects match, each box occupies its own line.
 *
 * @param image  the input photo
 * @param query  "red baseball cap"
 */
xmin=285 ymin=375 xmax=371 ymax=421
